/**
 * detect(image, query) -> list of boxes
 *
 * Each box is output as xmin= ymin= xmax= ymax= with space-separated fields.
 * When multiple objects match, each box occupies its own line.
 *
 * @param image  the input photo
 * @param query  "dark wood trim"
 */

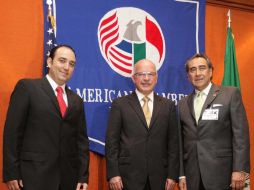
xmin=206 ymin=0 xmax=254 ymax=12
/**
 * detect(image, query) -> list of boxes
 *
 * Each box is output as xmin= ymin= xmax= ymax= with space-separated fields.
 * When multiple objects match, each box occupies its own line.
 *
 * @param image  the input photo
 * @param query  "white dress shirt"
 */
xmin=46 ymin=74 xmax=68 ymax=106
xmin=135 ymin=89 xmax=154 ymax=114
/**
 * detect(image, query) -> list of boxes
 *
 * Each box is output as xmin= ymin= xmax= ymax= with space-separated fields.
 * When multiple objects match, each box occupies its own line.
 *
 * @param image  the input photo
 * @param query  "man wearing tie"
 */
xmin=178 ymin=53 xmax=250 ymax=190
xmin=106 ymin=59 xmax=179 ymax=190
xmin=3 ymin=45 xmax=89 ymax=190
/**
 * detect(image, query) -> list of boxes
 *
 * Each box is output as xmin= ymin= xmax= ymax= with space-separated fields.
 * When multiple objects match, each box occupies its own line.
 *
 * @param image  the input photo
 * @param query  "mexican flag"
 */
xmin=222 ymin=25 xmax=240 ymax=89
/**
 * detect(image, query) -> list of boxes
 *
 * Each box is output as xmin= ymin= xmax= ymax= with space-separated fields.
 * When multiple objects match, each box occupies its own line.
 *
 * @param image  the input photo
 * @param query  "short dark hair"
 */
xmin=48 ymin=44 xmax=76 ymax=59
xmin=185 ymin=53 xmax=213 ymax=72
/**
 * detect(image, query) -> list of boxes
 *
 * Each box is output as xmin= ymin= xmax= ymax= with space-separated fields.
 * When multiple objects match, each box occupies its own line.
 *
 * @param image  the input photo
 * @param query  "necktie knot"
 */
xmin=197 ymin=91 xmax=204 ymax=98
xmin=56 ymin=86 xmax=63 ymax=94
xmin=143 ymin=96 xmax=150 ymax=104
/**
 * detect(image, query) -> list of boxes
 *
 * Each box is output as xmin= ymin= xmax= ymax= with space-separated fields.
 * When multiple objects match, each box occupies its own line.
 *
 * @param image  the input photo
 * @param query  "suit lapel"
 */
xmin=128 ymin=92 xmax=148 ymax=129
xmin=187 ymin=91 xmax=196 ymax=121
xmin=149 ymin=94 xmax=162 ymax=129
xmin=201 ymin=84 xmax=220 ymax=115
xmin=187 ymin=85 xmax=221 ymax=124
xmin=41 ymin=77 xmax=61 ymax=115
xmin=196 ymin=84 xmax=220 ymax=124
xmin=65 ymin=87 xmax=75 ymax=118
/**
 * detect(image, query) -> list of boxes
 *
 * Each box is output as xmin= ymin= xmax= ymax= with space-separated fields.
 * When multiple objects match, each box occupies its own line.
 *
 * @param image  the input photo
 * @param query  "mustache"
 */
xmin=195 ymin=77 xmax=203 ymax=80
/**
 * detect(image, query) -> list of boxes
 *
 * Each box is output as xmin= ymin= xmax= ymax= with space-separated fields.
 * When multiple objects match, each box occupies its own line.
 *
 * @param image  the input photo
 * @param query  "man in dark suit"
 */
xmin=3 ymin=45 xmax=89 ymax=190
xmin=105 ymin=59 xmax=179 ymax=190
xmin=178 ymin=53 xmax=250 ymax=190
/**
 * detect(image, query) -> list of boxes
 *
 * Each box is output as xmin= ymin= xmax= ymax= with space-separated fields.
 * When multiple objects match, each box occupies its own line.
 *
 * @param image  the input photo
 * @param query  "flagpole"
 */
xmin=43 ymin=0 xmax=57 ymax=75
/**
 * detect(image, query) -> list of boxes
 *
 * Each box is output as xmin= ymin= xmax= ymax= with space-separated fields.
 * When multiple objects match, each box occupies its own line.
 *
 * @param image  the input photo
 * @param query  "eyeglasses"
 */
xmin=134 ymin=72 xmax=157 ymax=78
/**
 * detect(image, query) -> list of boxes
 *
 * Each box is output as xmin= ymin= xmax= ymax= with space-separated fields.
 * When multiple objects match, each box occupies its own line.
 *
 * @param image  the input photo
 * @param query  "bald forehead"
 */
xmin=134 ymin=59 xmax=156 ymax=73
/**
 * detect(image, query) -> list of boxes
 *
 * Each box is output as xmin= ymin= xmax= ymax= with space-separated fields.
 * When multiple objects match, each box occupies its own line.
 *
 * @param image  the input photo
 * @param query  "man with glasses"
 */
xmin=178 ymin=53 xmax=250 ymax=190
xmin=106 ymin=59 xmax=179 ymax=190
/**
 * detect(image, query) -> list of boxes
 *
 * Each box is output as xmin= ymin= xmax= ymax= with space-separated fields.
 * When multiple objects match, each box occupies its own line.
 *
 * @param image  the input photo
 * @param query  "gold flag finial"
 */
xmin=47 ymin=3 xmax=56 ymax=30
xmin=227 ymin=10 xmax=231 ymax=28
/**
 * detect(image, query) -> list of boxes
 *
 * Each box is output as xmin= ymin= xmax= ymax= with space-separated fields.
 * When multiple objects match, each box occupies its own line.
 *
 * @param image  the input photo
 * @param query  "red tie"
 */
xmin=56 ymin=86 xmax=67 ymax=117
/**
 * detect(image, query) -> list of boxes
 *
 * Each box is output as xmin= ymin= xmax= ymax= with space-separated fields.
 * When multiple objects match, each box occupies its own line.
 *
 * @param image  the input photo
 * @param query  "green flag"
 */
xmin=222 ymin=26 xmax=240 ymax=89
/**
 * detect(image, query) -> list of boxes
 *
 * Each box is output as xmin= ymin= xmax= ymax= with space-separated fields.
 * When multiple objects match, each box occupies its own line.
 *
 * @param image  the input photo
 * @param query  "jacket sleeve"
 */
xmin=105 ymin=100 xmax=122 ymax=180
xmin=167 ymin=101 xmax=180 ymax=181
xmin=77 ymin=98 xmax=90 ymax=183
xmin=176 ymin=103 xmax=185 ymax=179
xmin=230 ymin=88 xmax=250 ymax=173
xmin=3 ymin=80 xmax=30 ymax=182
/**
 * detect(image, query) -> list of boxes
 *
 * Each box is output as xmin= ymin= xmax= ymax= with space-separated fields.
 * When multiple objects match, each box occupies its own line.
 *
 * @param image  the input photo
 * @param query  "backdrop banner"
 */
xmin=44 ymin=0 xmax=206 ymax=155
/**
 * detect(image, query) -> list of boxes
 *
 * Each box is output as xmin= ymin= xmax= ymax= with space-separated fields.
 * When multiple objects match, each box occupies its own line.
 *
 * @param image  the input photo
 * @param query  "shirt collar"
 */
xmin=195 ymin=82 xmax=212 ymax=96
xmin=135 ymin=89 xmax=154 ymax=102
xmin=46 ymin=74 xmax=66 ymax=94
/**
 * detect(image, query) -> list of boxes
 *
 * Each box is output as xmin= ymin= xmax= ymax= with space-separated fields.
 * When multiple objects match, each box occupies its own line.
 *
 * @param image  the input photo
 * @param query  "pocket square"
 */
xmin=212 ymin=104 xmax=223 ymax=108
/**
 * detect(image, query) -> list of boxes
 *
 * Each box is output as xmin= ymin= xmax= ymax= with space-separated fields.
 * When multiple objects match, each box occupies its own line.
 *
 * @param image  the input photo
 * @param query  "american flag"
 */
xmin=43 ymin=3 xmax=57 ymax=75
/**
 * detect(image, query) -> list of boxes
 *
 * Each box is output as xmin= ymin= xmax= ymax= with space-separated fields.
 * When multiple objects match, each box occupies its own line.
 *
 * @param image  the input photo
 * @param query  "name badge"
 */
xmin=202 ymin=109 xmax=219 ymax=120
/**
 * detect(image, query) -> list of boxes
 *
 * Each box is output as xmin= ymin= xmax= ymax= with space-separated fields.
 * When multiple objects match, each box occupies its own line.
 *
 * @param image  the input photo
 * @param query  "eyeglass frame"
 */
xmin=133 ymin=72 xmax=157 ymax=78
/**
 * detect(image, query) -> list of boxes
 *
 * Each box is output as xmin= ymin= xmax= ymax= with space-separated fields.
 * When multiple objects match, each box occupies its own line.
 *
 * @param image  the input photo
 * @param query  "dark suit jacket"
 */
xmin=106 ymin=92 xmax=179 ymax=190
xmin=179 ymin=84 xmax=250 ymax=190
xmin=3 ymin=78 xmax=89 ymax=190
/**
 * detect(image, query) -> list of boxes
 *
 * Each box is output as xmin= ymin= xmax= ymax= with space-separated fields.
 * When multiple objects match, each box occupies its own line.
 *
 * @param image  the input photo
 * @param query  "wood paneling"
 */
xmin=207 ymin=0 xmax=254 ymax=12
xmin=206 ymin=5 xmax=254 ymax=189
